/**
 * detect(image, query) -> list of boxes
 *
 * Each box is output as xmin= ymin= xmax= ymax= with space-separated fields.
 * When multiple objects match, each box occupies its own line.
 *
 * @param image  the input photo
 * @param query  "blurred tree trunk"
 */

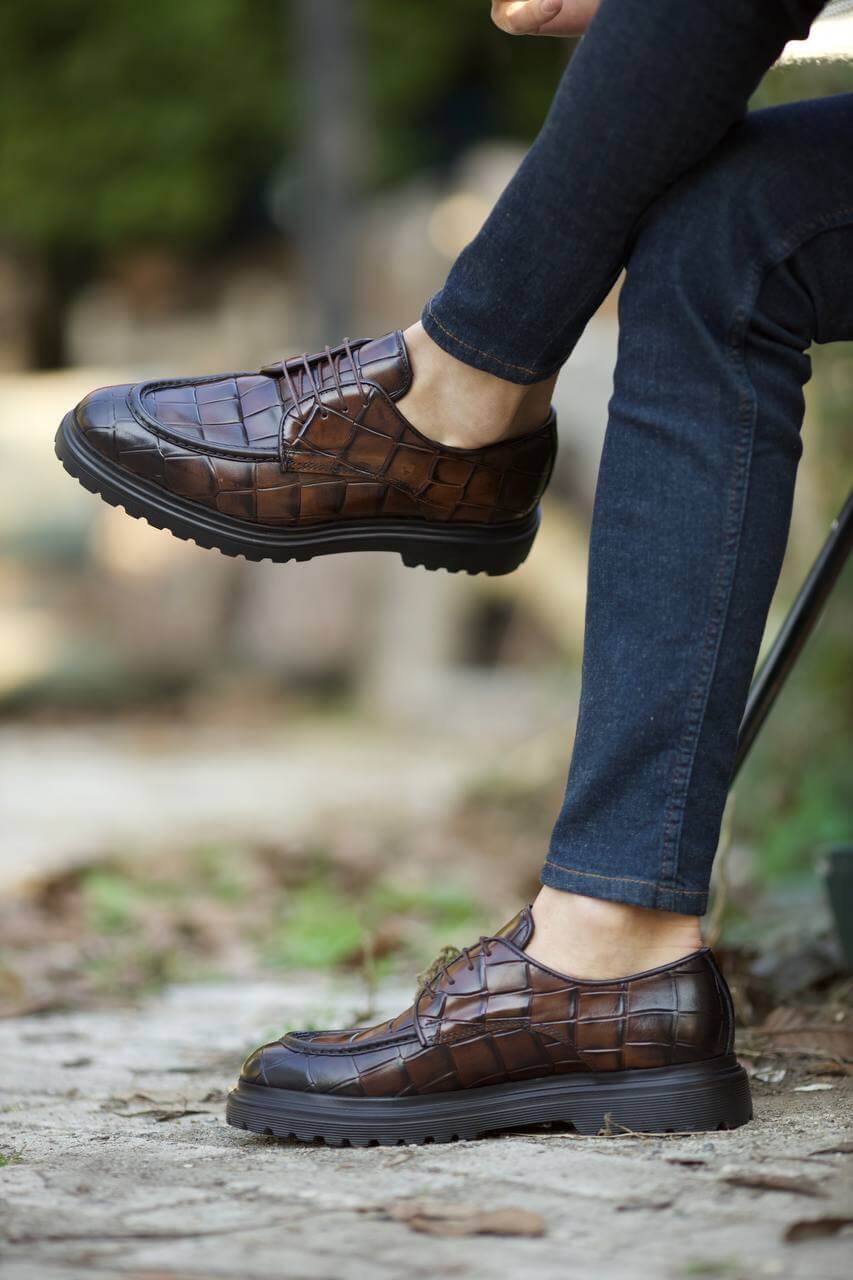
xmin=294 ymin=0 xmax=368 ymax=343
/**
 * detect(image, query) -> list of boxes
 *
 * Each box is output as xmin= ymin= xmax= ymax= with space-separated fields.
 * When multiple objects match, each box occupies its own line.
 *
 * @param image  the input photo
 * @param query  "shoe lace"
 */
xmin=412 ymin=935 xmax=498 ymax=1048
xmin=268 ymin=337 xmax=370 ymax=426
xmin=415 ymin=936 xmax=496 ymax=1001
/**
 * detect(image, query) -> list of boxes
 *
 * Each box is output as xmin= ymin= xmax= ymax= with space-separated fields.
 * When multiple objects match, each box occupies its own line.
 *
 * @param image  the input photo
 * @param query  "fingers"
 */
xmin=491 ymin=1 xmax=564 ymax=36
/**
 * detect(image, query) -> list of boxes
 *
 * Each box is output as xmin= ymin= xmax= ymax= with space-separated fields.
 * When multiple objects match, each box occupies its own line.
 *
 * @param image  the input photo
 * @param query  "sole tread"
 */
xmin=225 ymin=1057 xmax=753 ymax=1147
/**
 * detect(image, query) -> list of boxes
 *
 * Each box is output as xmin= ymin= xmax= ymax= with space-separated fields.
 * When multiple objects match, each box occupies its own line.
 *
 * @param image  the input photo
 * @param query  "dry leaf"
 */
xmin=723 ymin=1171 xmax=826 ymax=1197
xmin=755 ymin=1007 xmax=853 ymax=1063
xmin=809 ymin=1140 xmax=853 ymax=1156
xmin=793 ymin=1082 xmax=833 ymax=1092
xmin=751 ymin=1065 xmax=787 ymax=1085
xmin=388 ymin=1200 xmax=545 ymax=1238
xmin=101 ymin=1092 xmax=158 ymax=1111
xmin=784 ymin=1216 xmax=853 ymax=1243
xmin=383 ymin=1150 xmax=414 ymax=1168
xmin=100 ymin=1092 xmax=210 ymax=1122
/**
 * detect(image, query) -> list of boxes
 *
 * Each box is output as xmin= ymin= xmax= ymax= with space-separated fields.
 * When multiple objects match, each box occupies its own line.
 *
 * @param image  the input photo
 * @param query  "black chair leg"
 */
xmin=731 ymin=490 xmax=852 ymax=784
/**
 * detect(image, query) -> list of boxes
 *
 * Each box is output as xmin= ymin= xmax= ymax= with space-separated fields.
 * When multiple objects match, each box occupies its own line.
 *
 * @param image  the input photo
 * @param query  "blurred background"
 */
xmin=0 ymin=1 xmax=850 ymax=1024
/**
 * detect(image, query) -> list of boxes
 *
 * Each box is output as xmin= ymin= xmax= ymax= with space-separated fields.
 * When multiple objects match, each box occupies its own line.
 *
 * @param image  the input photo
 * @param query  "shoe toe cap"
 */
xmin=239 ymin=1041 xmax=316 ymax=1091
xmin=73 ymin=383 xmax=180 ymax=490
xmin=73 ymin=384 xmax=139 ymax=459
xmin=239 ymin=1045 xmax=271 ymax=1085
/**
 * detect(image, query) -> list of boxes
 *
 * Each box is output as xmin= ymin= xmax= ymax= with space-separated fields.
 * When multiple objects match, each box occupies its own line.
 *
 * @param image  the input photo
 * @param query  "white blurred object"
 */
xmin=428 ymin=193 xmax=492 ymax=261
xmin=779 ymin=0 xmax=853 ymax=63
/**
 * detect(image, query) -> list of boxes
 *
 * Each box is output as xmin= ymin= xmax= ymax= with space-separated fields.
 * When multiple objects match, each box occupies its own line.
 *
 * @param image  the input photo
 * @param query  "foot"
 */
xmin=55 ymin=330 xmax=557 ymax=577
xmin=400 ymin=321 xmax=558 ymax=449
xmin=525 ymin=887 xmax=704 ymax=979
xmin=226 ymin=905 xmax=751 ymax=1146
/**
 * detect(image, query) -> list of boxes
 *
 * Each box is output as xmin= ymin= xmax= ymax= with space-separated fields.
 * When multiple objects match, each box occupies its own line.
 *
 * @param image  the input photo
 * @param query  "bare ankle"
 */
xmin=525 ymin=887 xmax=703 ymax=980
xmin=400 ymin=321 xmax=555 ymax=449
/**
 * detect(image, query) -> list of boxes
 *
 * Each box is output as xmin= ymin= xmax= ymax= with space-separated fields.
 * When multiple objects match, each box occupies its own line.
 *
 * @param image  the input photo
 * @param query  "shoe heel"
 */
xmin=568 ymin=1057 xmax=754 ymax=1136
xmin=400 ymin=508 xmax=540 ymax=577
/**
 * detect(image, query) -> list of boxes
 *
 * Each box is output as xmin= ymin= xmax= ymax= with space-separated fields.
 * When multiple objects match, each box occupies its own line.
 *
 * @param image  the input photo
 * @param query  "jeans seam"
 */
xmin=542 ymin=860 xmax=706 ymax=897
xmin=655 ymin=202 xmax=853 ymax=899
xmin=424 ymin=301 xmax=553 ymax=379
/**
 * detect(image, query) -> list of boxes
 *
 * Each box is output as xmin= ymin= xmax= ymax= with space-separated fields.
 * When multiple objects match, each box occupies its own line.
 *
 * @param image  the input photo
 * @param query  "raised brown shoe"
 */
xmin=55 ymin=331 xmax=556 ymax=576
xmin=226 ymin=906 xmax=752 ymax=1145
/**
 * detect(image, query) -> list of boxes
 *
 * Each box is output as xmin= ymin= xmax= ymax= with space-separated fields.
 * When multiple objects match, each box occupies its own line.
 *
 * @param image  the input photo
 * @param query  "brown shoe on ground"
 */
xmin=55 ymin=331 xmax=556 ymax=576
xmin=226 ymin=905 xmax=752 ymax=1146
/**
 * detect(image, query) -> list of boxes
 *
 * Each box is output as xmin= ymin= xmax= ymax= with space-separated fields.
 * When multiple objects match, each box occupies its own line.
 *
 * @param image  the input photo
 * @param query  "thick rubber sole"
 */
xmin=225 ymin=1055 xmax=752 ymax=1147
xmin=54 ymin=412 xmax=539 ymax=576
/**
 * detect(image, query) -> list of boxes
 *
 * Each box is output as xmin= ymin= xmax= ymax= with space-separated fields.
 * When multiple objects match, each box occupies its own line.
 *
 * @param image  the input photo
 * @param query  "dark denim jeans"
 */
xmin=425 ymin=0 xmax=853 ymax=914
xmin=424 ymin=0 xmax=827 ymax=381
xmin=547 ymin=97 xmax=853 ymax=914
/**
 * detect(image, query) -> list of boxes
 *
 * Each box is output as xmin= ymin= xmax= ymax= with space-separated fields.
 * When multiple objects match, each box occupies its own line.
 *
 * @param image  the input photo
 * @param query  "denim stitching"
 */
xmin=424 ymin=302 xmax=550 ymax=379
xmin=542 ymin=860 xmax=705 ymax=897
xmin=656 ymin=204 xmax=853 ymax=899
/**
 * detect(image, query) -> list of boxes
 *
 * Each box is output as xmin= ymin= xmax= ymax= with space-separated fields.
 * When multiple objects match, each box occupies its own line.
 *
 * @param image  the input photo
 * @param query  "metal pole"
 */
xmin=731 ymin=490 xmax=853 ymax=782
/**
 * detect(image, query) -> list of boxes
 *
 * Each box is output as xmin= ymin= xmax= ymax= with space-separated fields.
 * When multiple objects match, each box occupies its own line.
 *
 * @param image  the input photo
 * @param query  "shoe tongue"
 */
xmin=355 ymin=330 xmax=411 ymax=398
xmin=494 ymin=905 xmax=534 ymax=950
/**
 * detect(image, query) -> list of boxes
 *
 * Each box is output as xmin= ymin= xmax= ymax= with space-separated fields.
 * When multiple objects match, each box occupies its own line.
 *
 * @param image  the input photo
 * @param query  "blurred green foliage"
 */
xmin=57 ymin=845 xmax=491 ymax=999
xmin=0 ymin=0 xmax=568 ymax=257
xmin=362 ymin=0 xmax=570 ymax=181
xmin=265 ymin=878 xmax=485 ymax=971
xmin=1 ymin=2 xmax=849 ymax=261
xmin=0 ymin=0 xmax=282 ymax=251
xmin=753 ymin=59 xmax=853 ymax=111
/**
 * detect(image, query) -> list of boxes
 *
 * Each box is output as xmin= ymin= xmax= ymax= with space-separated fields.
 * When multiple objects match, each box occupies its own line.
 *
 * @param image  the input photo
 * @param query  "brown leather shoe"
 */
xmin=226 ymin=906 xmax=752 ymax=1145
xmin=55 ymin=331 xmax=556 ymax=576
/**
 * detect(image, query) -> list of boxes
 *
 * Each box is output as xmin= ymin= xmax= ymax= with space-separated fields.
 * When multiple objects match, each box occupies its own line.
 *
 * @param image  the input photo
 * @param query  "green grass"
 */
xmin=82 ymin=869 xmax=144 ymax=934
xmin=264 ymin=884 xmax=367 ymax=970
xmin=263 ymin=877 xmax=486 ymax=972
xmin=37 ymin=842 xmax=493 ymax=1009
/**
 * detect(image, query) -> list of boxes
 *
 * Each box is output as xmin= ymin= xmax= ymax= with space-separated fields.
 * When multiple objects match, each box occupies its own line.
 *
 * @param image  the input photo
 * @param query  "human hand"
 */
xmin=490 ymin=1 xmax=600 ymax=37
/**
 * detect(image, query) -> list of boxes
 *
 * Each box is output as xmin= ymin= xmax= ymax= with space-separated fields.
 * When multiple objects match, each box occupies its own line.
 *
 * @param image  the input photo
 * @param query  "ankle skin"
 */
xmin=526 ymin=886 xmax=703 ymax=980
xmin=400 ymin=321 xmax=557 ymax=449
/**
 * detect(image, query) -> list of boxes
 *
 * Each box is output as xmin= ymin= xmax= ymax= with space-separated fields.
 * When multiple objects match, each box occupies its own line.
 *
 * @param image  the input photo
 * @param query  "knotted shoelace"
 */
xmin=415 ymin=936 xmax=498 ymax=999
xmin=412 ymin=936 xmax=499 ymax=1047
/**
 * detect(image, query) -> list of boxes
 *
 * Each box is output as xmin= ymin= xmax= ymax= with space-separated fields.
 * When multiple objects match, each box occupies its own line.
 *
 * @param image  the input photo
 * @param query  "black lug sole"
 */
xmin=225 ymin=1055 xmax=752 ymax=1147
xmin=55 ymin=412 xmax=539 ymax=576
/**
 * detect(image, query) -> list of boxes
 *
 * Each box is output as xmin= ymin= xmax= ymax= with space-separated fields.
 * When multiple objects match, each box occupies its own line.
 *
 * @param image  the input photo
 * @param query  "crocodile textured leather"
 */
xmin=70 ymin=332 xmax=557 ymax=527
xmin=240 ymin=907 xmax=734 ymax=1098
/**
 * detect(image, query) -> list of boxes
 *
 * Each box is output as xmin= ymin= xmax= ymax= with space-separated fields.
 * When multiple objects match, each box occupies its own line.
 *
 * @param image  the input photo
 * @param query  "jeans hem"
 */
xmin=421 ymin=299 xmax=560 ymax=386
xmin=540 ymin=859 xmax=708 ymax=916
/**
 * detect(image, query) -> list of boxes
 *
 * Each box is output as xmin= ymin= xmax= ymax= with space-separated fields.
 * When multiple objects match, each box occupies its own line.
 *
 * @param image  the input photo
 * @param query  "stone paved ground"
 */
xmin=1 ymin=978 xmax=851 ymax=1280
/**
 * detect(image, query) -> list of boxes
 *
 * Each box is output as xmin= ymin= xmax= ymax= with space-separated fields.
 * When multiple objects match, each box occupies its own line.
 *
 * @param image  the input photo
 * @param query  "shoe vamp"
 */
xmin=141 ymin=376 xmax=283 ymax=453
